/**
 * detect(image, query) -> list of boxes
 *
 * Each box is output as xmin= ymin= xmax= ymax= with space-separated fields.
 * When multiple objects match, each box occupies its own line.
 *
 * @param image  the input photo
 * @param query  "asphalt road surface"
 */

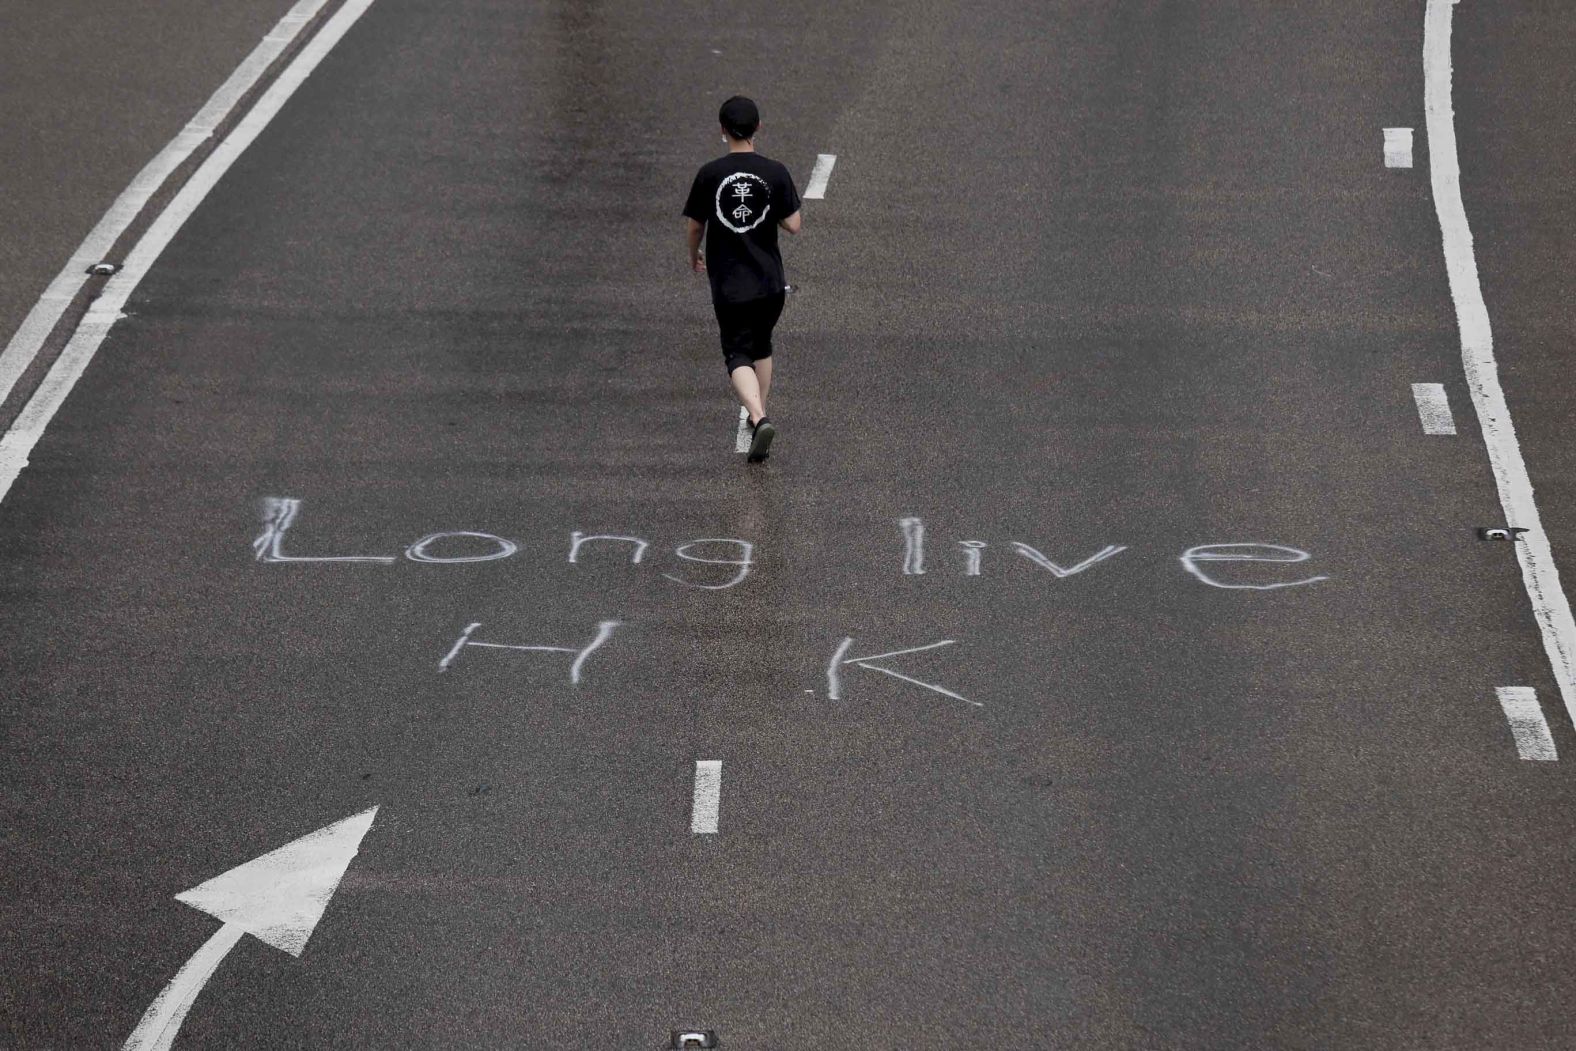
xmin=3 ymin=1 xmax=1575 ymax=1048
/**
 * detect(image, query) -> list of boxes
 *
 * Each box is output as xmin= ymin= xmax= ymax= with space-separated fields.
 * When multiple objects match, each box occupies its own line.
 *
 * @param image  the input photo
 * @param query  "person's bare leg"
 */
xmin=730 ymin=365 xmax=766 ymax=424
xmin=754 ymin=356 xmax=773 ymax=414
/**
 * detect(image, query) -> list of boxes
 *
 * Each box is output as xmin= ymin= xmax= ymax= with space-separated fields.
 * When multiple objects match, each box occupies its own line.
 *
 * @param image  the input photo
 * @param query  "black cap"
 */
xmin=719 ymin=96 xmax=759 ymax=140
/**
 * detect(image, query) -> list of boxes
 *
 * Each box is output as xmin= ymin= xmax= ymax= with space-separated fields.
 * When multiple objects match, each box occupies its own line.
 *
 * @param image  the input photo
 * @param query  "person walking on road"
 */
xmin=683 ymin=95 xmax=801 ymax=463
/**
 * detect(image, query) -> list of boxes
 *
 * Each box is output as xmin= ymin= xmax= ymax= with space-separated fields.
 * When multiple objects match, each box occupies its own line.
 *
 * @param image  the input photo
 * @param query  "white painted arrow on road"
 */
xmin=124 ymin=806 xmax=379 ymax=1051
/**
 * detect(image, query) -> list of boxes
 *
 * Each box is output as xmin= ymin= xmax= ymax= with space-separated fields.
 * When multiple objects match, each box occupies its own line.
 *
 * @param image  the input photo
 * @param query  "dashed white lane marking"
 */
xmin=0 ymin=0 xmax=336 ymax=412
xmin=899 ymin=516 xmax=925 ymax=575
xmin=691 ymin=760 xmax=722 ymax=834
xmin=734 ymin=405 xmax=751 ymax=453
xmin=0 ymin=0 xmax=379 ymax=507
xmin=804 ymin=154 xmax=837 ymax=199
xmin=1425 ymin=0 xmax=1576 ymax=727
xmin=1411 ymin=382 xmax=1457 ymax=435
xmin=1497 ymin=687 xmax=1557 ymax=761
xmin=1383 ymin=127 xmax=1414 ymax=168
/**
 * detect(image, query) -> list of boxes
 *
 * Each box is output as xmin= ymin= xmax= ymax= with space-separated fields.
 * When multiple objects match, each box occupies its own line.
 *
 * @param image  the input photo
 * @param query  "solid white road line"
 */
xmin=1411 ymin=382 xmax=1457 ymax=434
xmin=0 ymin=0 xmax=336 ymax=411
xmin=691 ymin=760 xmax=721 ymax=834
xmin=1496 ymin=687 xmax=1557 ymax=761
xmin=1383 ymin=127 xmax=1414 ymax=168
xmin=1425 ymin=0 xmax=1576 ymax=727
xmin=734 ymin=405 xmax=751 ymax=453
xmin=804 ymin=154 xmax=837 ymax=200
xmin=0 ymin=0 xmax=379 ymax=507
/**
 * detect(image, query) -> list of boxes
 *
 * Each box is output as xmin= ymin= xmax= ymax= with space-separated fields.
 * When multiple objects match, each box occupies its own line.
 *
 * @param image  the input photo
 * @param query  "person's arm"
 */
xmin=685 ymin=218 xmax=705 ymax=272
xmin=778 ymin=210 xmax=802 ymax=235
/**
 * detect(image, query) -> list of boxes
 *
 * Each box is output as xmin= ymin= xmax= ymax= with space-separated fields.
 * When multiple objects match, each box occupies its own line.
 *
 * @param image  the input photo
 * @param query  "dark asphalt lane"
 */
xmin=1 ymin=1 xmax=1574 ymax=1048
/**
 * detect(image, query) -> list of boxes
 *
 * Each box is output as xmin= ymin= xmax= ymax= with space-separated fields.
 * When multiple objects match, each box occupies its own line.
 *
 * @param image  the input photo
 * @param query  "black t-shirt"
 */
xmin=683 ymin=151 xmax=801 ymax=305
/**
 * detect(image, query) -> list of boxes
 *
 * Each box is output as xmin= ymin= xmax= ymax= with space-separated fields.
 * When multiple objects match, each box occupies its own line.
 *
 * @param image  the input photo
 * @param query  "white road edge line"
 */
xmin=734 ymin=405 xmax=751 ymax=453
xmin=804 ymin=154 xmax=837 ymax=200
xmin=1383 ymin=126 xmax=1414 ymax=169
xmin=691 ymin=760 xmax=721 ymax=834
xmin=1496 ymin=687 xmax=1557 ymax=761
xmin=0 ymin=0 xmax=336 ymax=411
xmin=1425 ymin=1 xmax=1576 ymax=726
xmin=0 ymin=0 xmax=378 ymax=506
xmin=1411 ymin=382 xmax=1457 ymax=435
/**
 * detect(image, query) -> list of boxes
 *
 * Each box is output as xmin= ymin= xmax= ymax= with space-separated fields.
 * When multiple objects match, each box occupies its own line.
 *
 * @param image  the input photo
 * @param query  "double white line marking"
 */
xmin=0 ymin=0 xmax=339 ymax=415
xmin=1424 ymin=0 xmax=1576 ymax=728
xmin=0 ymin=0 xmax=380 ymax=505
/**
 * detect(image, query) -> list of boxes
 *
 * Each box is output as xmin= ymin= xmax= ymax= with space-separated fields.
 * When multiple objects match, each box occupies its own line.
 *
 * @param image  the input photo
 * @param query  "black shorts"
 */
xmin=713 ymin=291 xmax=786 ymax=374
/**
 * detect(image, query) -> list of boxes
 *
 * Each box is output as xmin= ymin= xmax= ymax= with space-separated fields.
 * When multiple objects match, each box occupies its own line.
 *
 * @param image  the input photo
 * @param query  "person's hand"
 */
xmin=691 ymin=255 xmax=706 ymax=274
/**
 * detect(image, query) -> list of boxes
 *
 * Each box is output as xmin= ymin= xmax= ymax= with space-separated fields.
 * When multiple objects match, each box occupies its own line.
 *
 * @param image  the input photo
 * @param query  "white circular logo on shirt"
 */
xmin=715 ymin=172 xmax=771 ymax=233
